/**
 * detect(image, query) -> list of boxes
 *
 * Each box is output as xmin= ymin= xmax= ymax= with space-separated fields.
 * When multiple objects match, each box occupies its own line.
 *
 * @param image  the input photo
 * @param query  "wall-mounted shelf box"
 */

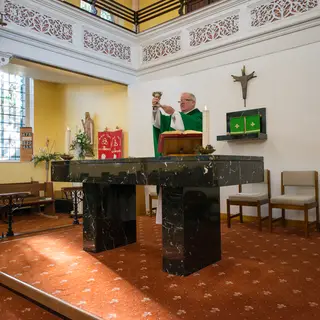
xmin=217 ymin=108 xmax=267 ymax=142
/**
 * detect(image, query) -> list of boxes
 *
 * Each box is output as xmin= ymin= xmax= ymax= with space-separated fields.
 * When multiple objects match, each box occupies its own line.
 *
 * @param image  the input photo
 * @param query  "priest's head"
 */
xmin=179 ymin=92 xmax=196 ymax=113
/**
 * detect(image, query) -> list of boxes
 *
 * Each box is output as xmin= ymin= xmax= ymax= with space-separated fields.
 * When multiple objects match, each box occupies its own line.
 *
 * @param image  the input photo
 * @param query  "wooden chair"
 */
xmin=149 ymin=192 xmax=158 ymax=217
xmin=227 ymin=169 xmax=270 ymax=231
xmin=269 ymin=171 xmax=319 ymax=238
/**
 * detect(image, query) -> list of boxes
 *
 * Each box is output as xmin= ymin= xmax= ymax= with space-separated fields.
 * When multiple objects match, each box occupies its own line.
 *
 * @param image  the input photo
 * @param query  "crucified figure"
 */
xmin=232 ymin=66 xmax=256 ymax=108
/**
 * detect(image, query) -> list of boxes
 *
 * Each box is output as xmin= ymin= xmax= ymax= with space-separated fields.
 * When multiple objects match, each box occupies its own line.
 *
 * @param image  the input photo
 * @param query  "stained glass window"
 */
xmin=0 ymin=72 xmax=27 ymax=161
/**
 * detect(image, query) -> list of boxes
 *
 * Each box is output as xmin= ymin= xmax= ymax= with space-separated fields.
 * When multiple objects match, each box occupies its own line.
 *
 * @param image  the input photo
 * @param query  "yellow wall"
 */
xmin=62 ymin=83 xmax=129 ymax=158
xmin=0 ymin=80 xmax=129 ymax=192
xmin=0 ymin=80 xmax=64 ymax=185
xmin=63 ymin=0 xmax=178 ymax=31
xmin=64 ymin=0 xmax=134 ymax=30
xmin=138 ymin=0 xmax=179 ymax=31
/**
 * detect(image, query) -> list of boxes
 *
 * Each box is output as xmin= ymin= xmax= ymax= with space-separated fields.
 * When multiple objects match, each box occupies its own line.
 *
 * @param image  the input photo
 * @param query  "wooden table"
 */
xmin=0 ymin=192 xmax=30 ymax=237
xmin=61 ymin=187 xmax=83 ymax=225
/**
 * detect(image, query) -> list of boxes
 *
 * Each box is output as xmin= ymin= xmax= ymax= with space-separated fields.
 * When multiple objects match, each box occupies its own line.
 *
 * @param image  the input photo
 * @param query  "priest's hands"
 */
xmin=161 ymin=106 xmax=175 ymax=115
xmin=152 ymin=97 xmax=175 ymax=114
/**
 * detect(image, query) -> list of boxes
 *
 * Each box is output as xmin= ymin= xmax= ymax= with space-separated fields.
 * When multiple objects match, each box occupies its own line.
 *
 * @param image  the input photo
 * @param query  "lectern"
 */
xmin=158 ymin=131 xmax=202 ymax=156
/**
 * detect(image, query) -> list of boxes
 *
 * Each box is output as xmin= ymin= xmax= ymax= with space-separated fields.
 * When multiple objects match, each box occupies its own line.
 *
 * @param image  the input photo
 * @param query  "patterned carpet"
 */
xmin=0 ymin=285 xmax=60 ymax=320
xmin=0 ymin=216 xmax=320 ymax=320
xmin=0 ymin=213 xmax=80 ymax=237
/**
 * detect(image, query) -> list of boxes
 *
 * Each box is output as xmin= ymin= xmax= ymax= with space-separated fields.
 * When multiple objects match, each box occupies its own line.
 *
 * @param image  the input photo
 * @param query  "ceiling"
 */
xmin=0 ymin=58 xmax=113 ymax=85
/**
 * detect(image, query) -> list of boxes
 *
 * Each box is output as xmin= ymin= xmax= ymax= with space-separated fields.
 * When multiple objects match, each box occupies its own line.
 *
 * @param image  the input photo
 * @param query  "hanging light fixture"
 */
xmin=0 ymin=0 xmax=7 ymax=27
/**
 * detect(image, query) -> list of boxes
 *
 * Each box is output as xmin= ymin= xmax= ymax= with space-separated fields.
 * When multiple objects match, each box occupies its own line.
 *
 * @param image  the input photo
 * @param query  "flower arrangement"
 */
xmin=70 ymin=130 xmax=94 ymax=159
xmin=33 ymin=138 xmax=60 ymax=182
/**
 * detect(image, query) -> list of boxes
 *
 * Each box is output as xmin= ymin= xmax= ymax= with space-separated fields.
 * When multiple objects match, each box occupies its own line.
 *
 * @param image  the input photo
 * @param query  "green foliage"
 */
xmin=33 ymin=138 xmax=60 ymax=167
xmin=70 ymin=130 xmax=94 ymax=159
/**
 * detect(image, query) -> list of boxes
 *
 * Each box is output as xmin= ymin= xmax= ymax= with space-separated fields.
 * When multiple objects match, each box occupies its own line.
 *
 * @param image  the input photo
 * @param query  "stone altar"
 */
xmin=51 ymin=155 xmax=264 ymax=276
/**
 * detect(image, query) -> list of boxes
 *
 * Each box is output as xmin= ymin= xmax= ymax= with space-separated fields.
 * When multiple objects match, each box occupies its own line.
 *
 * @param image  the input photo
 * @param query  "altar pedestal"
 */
xmin=51 ymin=155 xmax=264 ymax=276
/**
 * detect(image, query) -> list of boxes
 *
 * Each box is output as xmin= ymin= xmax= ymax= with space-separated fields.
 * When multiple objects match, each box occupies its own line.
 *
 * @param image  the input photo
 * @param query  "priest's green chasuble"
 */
xmin=152 ymin=108 xmax=202 ymax=157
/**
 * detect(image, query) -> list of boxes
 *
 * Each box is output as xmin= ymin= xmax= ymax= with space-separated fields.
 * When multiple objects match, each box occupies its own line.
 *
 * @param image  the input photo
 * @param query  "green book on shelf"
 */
xmin=245 ymin=115 xmax=261 ymax=133
xmin=230 ymin=116 xmax=245 ymax=134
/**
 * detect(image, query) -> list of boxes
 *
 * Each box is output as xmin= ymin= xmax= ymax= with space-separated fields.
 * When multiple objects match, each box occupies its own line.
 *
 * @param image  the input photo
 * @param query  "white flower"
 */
xmin=244 ymin=306 xmax=254 ymax=311
xmin=210 ymin=308 xmax=220 ymax=313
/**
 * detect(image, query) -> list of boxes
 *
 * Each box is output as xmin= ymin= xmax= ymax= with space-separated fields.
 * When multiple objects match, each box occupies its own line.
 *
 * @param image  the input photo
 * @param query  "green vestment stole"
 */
xmin=152 ymin=108 xmax=203 ymax=157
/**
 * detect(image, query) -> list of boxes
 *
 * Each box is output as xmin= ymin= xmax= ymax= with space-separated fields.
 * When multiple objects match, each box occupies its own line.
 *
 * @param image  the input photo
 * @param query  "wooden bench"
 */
xmin=0 ymin=181 xmax=55 ymax=216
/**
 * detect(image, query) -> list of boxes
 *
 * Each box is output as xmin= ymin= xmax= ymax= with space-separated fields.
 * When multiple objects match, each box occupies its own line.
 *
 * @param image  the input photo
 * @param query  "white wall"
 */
xmin=128 ymin=39 xmax=320 ymax=221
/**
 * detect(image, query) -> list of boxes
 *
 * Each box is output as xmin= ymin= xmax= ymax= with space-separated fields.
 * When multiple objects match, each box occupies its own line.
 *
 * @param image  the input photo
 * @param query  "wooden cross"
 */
xmin=231 ymin=66 xmax=256 ymax=108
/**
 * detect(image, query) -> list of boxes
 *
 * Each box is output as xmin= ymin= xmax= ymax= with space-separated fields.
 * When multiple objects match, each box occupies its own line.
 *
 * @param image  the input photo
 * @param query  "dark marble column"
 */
xmin=83 ymin=183 xmax=137 ymax=253
xmin=162 ymin=186 xmax=221 ymax=276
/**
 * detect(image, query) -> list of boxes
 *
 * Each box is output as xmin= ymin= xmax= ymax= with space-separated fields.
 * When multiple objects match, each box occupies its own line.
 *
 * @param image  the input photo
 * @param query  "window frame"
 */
xmin=0 ymin=72 xmax=33 ymax=162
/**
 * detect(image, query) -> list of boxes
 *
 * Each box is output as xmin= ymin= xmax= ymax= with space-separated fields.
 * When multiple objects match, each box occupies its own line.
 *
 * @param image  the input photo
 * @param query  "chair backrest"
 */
xmin=238 ymin=169 xmax=271 ymax=198
xmin=282 ymin=171 xmax=316 ymax=187
xmin=281 ymin=171 xmax=318 ymax=201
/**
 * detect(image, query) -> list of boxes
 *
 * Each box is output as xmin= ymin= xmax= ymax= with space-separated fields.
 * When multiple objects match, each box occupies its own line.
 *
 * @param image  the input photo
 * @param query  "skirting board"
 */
xmin=0 ymin=272 xmax=103 ymax=320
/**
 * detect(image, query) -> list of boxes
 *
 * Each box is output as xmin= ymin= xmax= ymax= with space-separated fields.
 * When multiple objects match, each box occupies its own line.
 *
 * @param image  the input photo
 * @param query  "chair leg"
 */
xmin=257 ymin=204 xmax=262 ymax=231
xmin=316 ymin=204 xmax=320 ymax=232
xmin=281 ymin=209 xmax=286 ymax=227
xmin=269 ymin=204 xmax=273 ymax=233
xmin=304 ymin=205 xmax=309 ymax=238
xmin=227 ymin=200 xmax=231 ymax=228
xmin=239 ymin=205 xmax=243 ymax=223
xmin=148 ymin=195 xmax=151 ymax=217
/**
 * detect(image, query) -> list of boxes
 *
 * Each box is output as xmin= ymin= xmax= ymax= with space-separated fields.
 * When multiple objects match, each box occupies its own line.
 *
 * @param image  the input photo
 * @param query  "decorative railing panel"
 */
xmin=84 ymin=30 xmax=131 ymax=63
xmin=189 ymin=13 xmax=239 ymax=47
xmin=1 ymin=0 xmax=319 ymax=76
xmin=5 ymin=0 xmax=73 ymax=43
xmin=250 ymin=0 xmax=319 ymax=27
xmin=142 ymin=35 xmax=181 ymax=63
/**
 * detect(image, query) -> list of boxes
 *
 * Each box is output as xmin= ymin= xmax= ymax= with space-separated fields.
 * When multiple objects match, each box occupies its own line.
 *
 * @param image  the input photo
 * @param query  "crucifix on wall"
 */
xmin=231 ymin=65 xmax=256 ymax=108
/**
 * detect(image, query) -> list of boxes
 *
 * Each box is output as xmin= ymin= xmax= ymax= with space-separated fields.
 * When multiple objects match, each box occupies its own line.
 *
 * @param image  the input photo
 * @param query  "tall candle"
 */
xmin=65 ymin=127 xmax=71 ymax=154
xmin=202 ymin=105 xmax=210 ymax=147
xmin=0 ymin=0 xmax=5 ymax=14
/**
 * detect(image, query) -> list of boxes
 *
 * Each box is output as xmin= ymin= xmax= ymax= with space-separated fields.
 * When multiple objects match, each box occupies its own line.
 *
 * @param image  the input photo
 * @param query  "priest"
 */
xmin=151 ymin=92 xmax=203 ymax=224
